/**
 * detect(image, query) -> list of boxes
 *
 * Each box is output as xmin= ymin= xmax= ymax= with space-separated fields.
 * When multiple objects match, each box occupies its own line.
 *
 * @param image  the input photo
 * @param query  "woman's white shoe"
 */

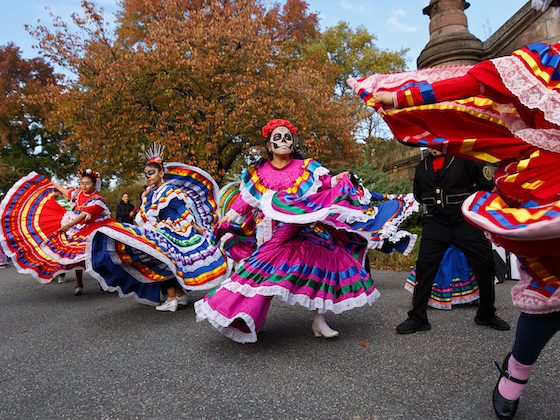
xmin=312 ymin=312 xmax=339 ymax=338
xmin=156 ymin=298 xmax=178 ymax=312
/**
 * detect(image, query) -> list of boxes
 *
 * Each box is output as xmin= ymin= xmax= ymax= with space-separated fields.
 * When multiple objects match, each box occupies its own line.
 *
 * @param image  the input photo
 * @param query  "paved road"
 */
xmin=0 ymin=266 xmax=558 ymax=419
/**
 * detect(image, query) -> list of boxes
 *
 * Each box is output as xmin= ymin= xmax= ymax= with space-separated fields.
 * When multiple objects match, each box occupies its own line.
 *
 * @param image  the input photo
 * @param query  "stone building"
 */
xmin=389 ymin=0 xmax=560 ymax=178
xmin=419 ymin=0 xmax=560 ymax=68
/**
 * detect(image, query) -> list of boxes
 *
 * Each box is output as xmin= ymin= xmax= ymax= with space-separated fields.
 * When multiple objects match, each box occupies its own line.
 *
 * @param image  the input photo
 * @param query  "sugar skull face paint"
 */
xmin=144 ymin=165 xmax=164 ymax=187
xmin=268 ymin=126 xmax=294 ymax=156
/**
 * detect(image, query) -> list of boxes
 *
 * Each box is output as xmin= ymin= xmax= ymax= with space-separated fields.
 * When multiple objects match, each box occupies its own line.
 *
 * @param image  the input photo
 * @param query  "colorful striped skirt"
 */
xmin=195 ymin=223 xmax=380 ymax=343
xmin=404 ymin=246 xmax=479 ymax=310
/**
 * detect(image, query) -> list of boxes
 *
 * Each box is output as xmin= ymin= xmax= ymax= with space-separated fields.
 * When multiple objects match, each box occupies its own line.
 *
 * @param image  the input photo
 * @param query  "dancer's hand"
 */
xmin=59 ymin=224 xmax=71 ymax=233
xmin=370 ymin=92 xmax=394 ymax=108
xmin=53 ymin=184 xmax=70 ymax=198
xmin=141 ymin=185 xmax=153 ymax=199
xmin=334 ymin=171 xmax=349 ymax=183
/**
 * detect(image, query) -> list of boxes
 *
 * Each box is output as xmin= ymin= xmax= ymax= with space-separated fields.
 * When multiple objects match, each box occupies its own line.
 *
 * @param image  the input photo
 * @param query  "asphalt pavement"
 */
xmin=0 ymin=265 xmax=558 ymax=419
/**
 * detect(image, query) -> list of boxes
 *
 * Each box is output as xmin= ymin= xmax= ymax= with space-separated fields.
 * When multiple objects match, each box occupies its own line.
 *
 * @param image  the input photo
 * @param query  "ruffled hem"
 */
xmin=390 ymin=232 xmax=418 ymax=256
xmin=0 ymin=172 xmax=83 ymax=283
xmin=403 ymin=282 xmax=480 ymax=310
xmin=462 ymin=194 xmax=560 ymax=241
xmin=511 ymin=264 xmax=560 ymax=314
xmin=261 ymin=190 xmax=370 ymax=226
xmin=39 ymin=246 xmax=85 ymax=266
xmin=492 ymin=55 xmax=560 ymax=147
xmin=512 ymin=291 xmax=560 ymax=314
xmin=86 ymin=262 xmax=160 ymax=306
xmin=221 ymin=281 xmax=381 ymax=314
xmin=262 ymin=189 xmax=418 ymax=252
xmin=194 ymin=299 xmax=258 ymax=344
xmin=86 ymin=226 xmax=227 ymax=291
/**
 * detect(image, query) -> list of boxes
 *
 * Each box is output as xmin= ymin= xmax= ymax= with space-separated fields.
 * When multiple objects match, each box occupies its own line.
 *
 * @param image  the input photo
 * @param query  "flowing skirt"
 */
xmin=195 ymin=223 xmax=380 ymax=343
xmin=0 ymin=172 xmax=110 ymax=282
xmin=87 ymin=222 xmax=228 ymax=305
xmin=404 ymin=246 xmax=479 ymax=310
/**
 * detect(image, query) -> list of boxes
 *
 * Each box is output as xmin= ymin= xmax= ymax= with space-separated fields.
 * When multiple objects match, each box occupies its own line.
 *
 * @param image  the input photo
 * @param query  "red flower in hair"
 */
xmin=261 ymin=119 xmax=298 ymax=138
xmin=146 ymin=156 xmax=163 ymax=165
xmin=79 ymin=168 xmax=100 ymax=180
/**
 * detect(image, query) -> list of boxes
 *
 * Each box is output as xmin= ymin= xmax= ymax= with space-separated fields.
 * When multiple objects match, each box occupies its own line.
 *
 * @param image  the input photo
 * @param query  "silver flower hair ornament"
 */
xmin=145 ymin=143 xmax=165 ymax=165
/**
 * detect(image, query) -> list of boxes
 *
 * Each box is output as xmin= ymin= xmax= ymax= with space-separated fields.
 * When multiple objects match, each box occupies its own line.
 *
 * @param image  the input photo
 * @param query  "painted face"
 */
xmin=144 ymin=165 xmax=164 ymax=187
xmin=79 ymin=176 xmax=95 ymax=194
xmin=268 ymin=126 xmax=294 ymax=156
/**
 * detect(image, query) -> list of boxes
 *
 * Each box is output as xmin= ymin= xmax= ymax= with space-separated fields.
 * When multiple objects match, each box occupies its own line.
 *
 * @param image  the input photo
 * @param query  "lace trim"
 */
xmin=347 ymin=65 xmax=472 ymax=92
xmin=221 ymin=281 xmax=381 ymax=315
xmin=255 ymin=214 xmax=273 ymax=246
xmin=492 ymin=56 xmax=560 ymax=133
xmin=194 ymin=299 xmax=258 ymax=343
xmin=305 ymin=166 xmax=330 ymax=197
xmin=514 ymin=128 xmax=560 ymax=153
xmin=512 ymin=263 xmax=560 ymax=314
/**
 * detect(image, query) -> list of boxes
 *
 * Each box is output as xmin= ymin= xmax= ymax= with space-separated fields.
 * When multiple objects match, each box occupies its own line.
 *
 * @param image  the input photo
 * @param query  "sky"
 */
xmin=0 ymin=0 xmax=528 ymax=69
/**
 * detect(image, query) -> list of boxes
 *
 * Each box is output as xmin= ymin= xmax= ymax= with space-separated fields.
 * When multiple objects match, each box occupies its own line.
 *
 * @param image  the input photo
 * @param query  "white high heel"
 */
xmin=312 ymin=312 xmax=339 ymax=338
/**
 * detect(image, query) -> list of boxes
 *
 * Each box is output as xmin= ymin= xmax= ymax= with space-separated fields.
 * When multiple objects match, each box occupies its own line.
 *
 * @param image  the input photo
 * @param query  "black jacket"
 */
xmin=116 ymin=200 xmax=135 ymax=223
xmin=413 ymin=154 xmax=494 ymax=221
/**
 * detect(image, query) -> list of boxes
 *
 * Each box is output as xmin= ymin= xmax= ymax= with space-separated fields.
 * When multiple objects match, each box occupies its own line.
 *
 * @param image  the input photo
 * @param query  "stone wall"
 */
xmin=482 ymin=2 xmax=560 ymax=59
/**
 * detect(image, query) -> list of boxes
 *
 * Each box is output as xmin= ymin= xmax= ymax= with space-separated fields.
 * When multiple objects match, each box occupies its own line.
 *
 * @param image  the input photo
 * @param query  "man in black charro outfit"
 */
xmin=396 ymin=149 xmax=510 ymax=334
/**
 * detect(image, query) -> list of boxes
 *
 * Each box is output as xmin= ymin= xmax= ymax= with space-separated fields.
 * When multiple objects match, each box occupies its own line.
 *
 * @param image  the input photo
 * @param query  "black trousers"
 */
xmin=409 ymin=216 xmax=496 ymax=323
xmin=512 ymin=311 xmax=560 ymax=365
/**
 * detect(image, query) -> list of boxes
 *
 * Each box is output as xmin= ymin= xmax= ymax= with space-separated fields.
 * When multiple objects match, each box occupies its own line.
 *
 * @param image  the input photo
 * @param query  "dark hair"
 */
xmin=145 ymin=161 xmax=164 ymax=171
xmin=81 ymin=174 xmax=97 ymax=185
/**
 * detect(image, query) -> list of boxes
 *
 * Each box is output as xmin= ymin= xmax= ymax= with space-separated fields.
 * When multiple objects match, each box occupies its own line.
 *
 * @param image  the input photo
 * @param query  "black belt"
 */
xmin=422 ymin=192 xmax=470 ymax=206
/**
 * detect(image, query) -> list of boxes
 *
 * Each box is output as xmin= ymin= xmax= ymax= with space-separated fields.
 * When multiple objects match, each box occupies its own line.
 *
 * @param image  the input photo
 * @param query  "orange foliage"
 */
xmin=28 ymin=0 xmax=360 ymax=181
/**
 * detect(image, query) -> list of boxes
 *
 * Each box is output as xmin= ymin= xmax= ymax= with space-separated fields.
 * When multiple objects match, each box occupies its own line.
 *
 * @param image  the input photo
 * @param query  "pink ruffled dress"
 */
xmin=195 ymin=158 xmax=418 ymax=343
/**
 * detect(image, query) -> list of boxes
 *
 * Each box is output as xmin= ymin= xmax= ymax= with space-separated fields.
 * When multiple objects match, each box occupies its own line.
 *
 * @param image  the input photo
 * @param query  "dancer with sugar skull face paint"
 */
xmin=87 ymin=143 xmax=228 ymax=311
xmin=195 ymin=119 xmax=418 ymax=343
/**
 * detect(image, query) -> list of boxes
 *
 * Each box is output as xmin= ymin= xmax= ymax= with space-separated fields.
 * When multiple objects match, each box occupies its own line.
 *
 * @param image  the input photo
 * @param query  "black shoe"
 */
xmin=492 ymin=353 xmax=528 ymax=419
xmin=395 ymin=318 xmax=431 ymax=334
xmin=475 ymin=315 xmax=510 ymax=331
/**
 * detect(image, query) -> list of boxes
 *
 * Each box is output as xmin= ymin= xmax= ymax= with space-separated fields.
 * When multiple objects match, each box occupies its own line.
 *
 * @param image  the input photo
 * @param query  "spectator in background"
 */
xmin=115 ymin=193 xmax=135 ymax=224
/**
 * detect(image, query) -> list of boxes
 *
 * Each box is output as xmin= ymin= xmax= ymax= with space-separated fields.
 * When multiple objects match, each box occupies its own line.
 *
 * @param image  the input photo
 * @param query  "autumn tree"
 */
xmin=27 ymin=0 xmax=363 ymax=181
xmin=304 ymin=22 xmax=408 ymax=140
xmin=0 ymin=43 xmax=76 ymax=193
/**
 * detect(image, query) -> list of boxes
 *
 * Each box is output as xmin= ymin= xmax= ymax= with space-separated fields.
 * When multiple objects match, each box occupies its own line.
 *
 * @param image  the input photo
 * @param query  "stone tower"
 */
xmin=417 ymin=0 xmax=483 ymax=68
